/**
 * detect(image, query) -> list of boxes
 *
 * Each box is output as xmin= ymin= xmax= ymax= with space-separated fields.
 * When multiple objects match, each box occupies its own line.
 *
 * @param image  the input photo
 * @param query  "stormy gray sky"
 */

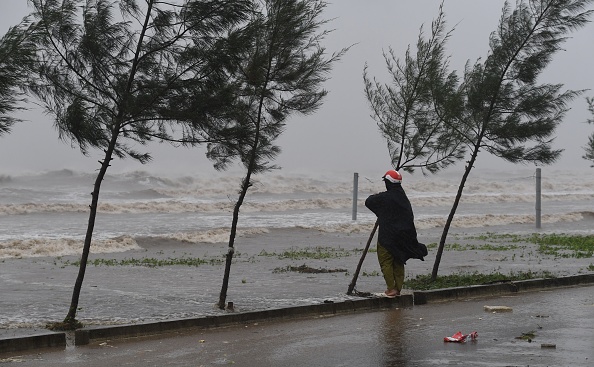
xmin=1 ymin=1 xmax=593 ymax=177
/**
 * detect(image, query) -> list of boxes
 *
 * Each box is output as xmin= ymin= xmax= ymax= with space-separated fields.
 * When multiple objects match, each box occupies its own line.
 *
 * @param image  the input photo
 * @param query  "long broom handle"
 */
xmin=347 ymin=220 xmax=378 ymax=295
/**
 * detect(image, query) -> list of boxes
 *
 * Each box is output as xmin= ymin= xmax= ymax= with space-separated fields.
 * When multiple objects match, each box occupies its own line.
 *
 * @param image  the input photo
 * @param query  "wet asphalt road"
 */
xmin=2 ymin=285 xmax=593 ymax=366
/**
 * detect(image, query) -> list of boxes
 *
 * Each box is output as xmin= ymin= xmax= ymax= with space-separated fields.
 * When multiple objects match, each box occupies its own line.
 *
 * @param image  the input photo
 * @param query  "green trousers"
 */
xmin=377 ymin=242 xmax=405 ymax=292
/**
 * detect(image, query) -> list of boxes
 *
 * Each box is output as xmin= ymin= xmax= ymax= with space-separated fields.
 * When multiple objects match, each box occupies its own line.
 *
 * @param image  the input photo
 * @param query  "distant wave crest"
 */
xmin=0 ymin=236 xmax=140 ymax=259
xmin=1 ymin=192 xmax=592 ymax=215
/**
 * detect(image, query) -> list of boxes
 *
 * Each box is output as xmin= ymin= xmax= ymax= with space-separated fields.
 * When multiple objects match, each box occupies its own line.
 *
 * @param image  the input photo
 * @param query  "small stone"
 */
xmin=484 ymin=305 xmax=513 ymax=312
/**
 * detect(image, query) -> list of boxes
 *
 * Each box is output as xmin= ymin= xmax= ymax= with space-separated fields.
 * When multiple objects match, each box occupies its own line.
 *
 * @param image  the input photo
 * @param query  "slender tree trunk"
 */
xmin=64 ymin=136 xmax=117 ymax=325
xmin=218 ymin=175 xmax=252 ymax=309
xmin=431 ymin=143 xmax=480 ymax=280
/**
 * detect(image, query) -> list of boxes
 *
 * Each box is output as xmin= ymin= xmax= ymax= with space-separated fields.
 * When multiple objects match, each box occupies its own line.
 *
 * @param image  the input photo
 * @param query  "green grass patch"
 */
xmin=64 ymin=256 xmax=222 ymax=267
xmin=272 ymin=264 xmax=347 ymax=274
xmin=404 ymin=270 xmax=555 ymax=291
xmin=433 ymin=233 xmax=592 ymax=257
xmin=466 ymin=233 xmax=526 ymax=243
xmin=427 ymin=242 xmax=520 ymax=251
xmin=259 ymin=246 xmax=353 ymax=260
xmin=529 ymin=234 xmax=594 ymax=258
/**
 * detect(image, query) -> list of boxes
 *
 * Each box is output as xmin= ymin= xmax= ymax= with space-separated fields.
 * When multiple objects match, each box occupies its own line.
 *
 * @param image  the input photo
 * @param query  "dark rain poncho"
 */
xmin=365 ymin=181 xmax=428 ymax=264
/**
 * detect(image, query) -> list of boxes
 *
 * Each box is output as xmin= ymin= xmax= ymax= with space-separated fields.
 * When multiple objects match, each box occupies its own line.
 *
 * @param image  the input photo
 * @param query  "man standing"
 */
xmin=365 ymin=170 xmax=427 ymax=297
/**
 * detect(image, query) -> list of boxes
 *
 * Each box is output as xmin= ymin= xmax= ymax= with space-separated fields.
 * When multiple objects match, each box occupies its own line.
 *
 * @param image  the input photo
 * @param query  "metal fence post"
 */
xmin=352 ymin=172 xmax=358 ymax=220
xmin=535 ymin=168 xmax=541 ymax=229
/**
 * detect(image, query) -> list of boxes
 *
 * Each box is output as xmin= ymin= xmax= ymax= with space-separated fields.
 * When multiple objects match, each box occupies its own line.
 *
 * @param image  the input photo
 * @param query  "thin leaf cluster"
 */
xmin=204 ymin=0 xmax=347 ymax=174
xmin=25 ymin=0 xmax=251 ymax=162
xmin=363 ymin=4 xmax=465 ymax=174
xmin=459 ymin=0 xmax=593 ymax=164
xmin=0 ymin=16 xmax=37 ymax=135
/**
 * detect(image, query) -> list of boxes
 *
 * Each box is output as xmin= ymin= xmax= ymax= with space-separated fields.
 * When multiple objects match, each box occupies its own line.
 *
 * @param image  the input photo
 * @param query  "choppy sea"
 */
xmin=1 ymin=167 xmax=593 ymax=259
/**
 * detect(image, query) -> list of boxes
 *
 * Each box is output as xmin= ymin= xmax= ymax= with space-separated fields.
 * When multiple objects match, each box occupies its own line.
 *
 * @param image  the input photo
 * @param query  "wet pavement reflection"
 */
xmin=2 ymin=285 xmax=592 ymax=366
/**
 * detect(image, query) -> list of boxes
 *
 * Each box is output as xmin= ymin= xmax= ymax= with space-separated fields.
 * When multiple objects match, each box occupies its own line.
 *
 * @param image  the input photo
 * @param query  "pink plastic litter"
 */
xmin=443 ymin=331 xmax=478 ymax=342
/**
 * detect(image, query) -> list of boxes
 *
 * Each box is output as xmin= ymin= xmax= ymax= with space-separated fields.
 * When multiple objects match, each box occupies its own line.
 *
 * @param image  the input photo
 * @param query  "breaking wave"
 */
xmin=0 ymin=236 xmax=140 ymax=259
xmin=1 ymin=191 xmax=592 ymax=215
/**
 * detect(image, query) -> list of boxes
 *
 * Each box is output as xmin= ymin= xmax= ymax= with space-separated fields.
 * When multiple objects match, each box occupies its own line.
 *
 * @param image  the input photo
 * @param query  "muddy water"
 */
xmin=1 ymin=224 xmax=593 ymax=338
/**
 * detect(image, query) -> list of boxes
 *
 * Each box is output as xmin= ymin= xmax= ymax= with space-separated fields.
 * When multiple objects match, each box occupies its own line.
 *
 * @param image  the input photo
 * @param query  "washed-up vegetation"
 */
xmin=273 ymin=264 xmax=347 ymax=274
xmin=259 ymin=246 xmax=354 ymax=260
xmin=404 ymin=270 xmax=555 ymax=291
xmin=430 ymin=233 xmax=594 ymax=258
xmin=530 ymin=234 xmax=594 ymax=258
xmin=63 ymin=257 xmax=222 ymax=268
xmin=426 ymin=242 xmax=521 ymax=252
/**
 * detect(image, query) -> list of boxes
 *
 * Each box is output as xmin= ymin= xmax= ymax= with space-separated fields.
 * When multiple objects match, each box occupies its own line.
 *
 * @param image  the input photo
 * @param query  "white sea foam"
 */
xmin=158 ymin=227 xmax=270 ymax=244
xmin=1 ymin=191 xmax=591 ymax=215
xmin=309 ymin=212 xmax=586 ymax=234
xmin=0 ymin=236 xmax=140 ymax=259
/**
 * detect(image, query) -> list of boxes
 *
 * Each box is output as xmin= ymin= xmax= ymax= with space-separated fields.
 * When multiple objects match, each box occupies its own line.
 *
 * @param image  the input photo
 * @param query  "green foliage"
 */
xmin=27 ymin=0 xmax=252 ymax=159
xmin=0 ymin=16 xmax=36 ymax=136
xmin=458 ymin=0 xmax=591 ymax=165
xmin=364 ymin=4 xmax=465 ymax=174
xmin=205 ymin=0 xmax=348 ymax=173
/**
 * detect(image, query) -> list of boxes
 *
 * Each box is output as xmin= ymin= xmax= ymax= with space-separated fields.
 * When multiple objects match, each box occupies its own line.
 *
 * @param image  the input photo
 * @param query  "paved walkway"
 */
xmin=2 ymin=285 xmax=592 ymax=366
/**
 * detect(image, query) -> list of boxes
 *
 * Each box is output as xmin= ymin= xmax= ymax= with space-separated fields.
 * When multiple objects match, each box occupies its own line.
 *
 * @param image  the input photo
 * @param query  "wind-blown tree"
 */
xmin=363 ymin=4 xmax=465 ymax=175
xmin=0 ymin=17 xmax=37 ymax=136
xmin=26 ymin=0 xmax=252 ymax=328
xmin=431 ymin=0 xmax=593 ymax=280
xmin=203 ymin=0 xmax=347 ymax=310
xmin=584 ymin=97 xmax=594 ymax=164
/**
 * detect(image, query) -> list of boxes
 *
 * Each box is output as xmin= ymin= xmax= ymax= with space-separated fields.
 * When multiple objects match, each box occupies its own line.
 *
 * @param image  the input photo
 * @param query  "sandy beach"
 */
xmin=1 ymin=216 xmax=593 ymax=339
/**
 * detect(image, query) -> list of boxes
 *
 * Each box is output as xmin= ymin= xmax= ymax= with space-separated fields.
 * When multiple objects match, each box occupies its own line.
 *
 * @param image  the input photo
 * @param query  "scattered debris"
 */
xmin=541 ymin=343 xmax=556 ymax=348
xmin=0 ymin=357 xmax=25 ymax=363
xmin=515 ymin=331 xmax=536 ymax=342
xmin=444 ymin=331 xmax=478 ymax=342
xmin=286 ymin=264 xmax=347 ymax=273
xmin=484 ymin=305 xmax=513 ymax=312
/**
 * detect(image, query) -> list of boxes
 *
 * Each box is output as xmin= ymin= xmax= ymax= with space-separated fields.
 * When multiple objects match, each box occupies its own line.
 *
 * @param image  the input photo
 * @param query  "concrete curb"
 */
xmin=2 ymin=274 xmax=593 ymax=354
xmin=0 ymin=332 xmax=66 ymax=354
xmin=74 ymin=294 xmax=414 ymax=346
xmin=412 ymin=273 xmax=594 ymax=305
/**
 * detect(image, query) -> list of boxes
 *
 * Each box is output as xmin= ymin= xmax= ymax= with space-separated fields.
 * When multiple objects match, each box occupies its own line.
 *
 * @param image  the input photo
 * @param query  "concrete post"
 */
xmin=535 ymin=168 xmax=541 ymax=229
xmin=352 ymin=172 xmax=358 ymax=220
